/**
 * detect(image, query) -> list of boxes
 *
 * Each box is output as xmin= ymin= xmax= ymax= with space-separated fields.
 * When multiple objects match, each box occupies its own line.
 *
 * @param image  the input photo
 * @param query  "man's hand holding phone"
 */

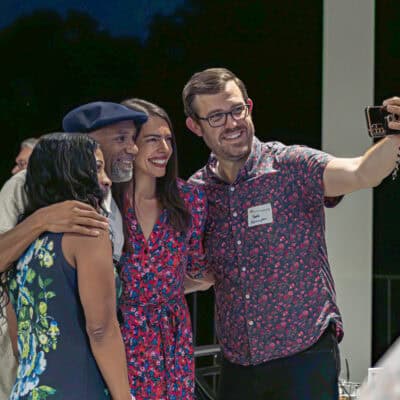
xmin=365 ymin=97 xmax=400 ymax=138
xmin=383 ymin=96 xmax=400 ymax=131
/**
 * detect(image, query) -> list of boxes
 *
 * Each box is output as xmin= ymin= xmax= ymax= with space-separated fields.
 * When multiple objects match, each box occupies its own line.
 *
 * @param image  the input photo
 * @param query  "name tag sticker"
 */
xmin=247 ymin=203 xmax=273 ymax=227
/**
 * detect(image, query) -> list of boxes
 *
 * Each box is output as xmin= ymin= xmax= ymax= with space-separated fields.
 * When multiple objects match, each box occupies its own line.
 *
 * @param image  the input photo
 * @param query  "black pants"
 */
xmin=217 ymin=328 xmax=340 ymax=400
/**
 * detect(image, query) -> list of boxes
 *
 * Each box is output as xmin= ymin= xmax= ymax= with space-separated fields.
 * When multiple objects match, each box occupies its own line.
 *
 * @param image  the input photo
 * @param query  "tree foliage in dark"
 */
xmin=0 ymin=1 xmax=323 ymax=183
xmin=0 ymin=10 xmax=145 ymax=182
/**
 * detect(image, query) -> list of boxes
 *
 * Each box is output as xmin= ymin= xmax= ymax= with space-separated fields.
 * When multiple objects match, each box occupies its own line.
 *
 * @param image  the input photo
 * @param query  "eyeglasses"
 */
xmin=196 ymin=103 xmax=250 ymax=127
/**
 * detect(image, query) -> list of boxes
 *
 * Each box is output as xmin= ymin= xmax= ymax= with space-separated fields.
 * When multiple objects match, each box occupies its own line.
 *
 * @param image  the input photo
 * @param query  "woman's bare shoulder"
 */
xmin=62 ymin=231 xmax=111 ymax=266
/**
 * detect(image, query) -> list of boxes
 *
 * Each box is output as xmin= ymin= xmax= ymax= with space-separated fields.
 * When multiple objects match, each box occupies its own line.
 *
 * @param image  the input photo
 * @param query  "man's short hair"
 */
xmin=182 ymin=67 xmax=249 ymax=119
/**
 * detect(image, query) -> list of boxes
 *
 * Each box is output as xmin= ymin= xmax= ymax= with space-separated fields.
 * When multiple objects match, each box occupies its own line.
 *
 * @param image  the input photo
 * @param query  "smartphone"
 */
xmin=365 ymin=106 xmax=397 ymax=138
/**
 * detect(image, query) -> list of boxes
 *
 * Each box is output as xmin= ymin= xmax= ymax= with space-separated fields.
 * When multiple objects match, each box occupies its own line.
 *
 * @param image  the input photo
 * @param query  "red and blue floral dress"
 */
xmin=119 ymin=179 xmax=208 ymax=400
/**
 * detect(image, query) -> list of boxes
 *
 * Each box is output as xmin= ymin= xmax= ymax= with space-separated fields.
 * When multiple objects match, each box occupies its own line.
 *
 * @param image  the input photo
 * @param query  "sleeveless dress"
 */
xmin=119 ymin=180 xmax=208 ymax=400
xmin=8 ymin=232 xmax=119 ymax=400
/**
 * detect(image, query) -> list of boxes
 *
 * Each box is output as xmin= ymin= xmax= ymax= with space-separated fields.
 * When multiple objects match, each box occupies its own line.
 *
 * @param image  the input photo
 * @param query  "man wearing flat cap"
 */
xmin=0 ymin=101 xmax=147 ymax=399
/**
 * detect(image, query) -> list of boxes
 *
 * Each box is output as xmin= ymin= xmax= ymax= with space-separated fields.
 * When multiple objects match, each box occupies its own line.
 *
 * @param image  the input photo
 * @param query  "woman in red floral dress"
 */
xmin=113 ymin=99 xmax=212 ymax=400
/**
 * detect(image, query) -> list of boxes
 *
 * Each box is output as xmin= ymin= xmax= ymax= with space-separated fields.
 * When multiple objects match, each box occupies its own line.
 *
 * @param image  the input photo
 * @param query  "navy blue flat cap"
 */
xmin=62 ymin=101 xmax=148 ymax=133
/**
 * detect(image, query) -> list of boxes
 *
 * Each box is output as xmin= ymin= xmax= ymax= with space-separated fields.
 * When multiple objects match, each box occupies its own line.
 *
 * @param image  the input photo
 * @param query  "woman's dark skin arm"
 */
xmin=63 ymin=230 xmax=131 ymax=400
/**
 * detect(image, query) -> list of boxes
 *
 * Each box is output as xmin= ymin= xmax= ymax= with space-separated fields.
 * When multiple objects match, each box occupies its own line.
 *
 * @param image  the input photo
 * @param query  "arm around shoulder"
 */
xmin=0 ymin=199 xmax=109 ymax=272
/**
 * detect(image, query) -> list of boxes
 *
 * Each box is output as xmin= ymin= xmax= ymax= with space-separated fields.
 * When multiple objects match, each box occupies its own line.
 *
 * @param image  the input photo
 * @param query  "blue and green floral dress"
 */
xmin=8 ymin=232 xmax=115 ymax=400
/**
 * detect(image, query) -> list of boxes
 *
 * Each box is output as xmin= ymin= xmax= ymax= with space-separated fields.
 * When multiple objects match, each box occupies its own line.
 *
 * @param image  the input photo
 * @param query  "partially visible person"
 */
xmin=183 ymin=67 xmax=400 ymax=400
xmin=114 ymin=98 xmax=212 ymax=399
xmin=11 ymin=137 xmax=39 ymax=175
xmin=3 ymin=133 xmax=132 ymax=400
xmin=358 ymin=336 xmax=400 ymax=399
xmin=0 ymin=102 xmax=147 ymax=399
xmin=0 ymin=310 xmax=17 ymax=400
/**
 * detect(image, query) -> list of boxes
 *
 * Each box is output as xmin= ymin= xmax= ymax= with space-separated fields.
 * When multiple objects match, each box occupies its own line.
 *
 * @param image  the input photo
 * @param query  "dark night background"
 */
xmin=0 ymin=0 xmax=399 ymax=368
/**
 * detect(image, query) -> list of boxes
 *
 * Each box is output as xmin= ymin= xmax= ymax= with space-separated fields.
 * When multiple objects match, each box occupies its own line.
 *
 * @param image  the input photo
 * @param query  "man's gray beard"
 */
xmin=110 ymin=165 xmax=133 ymax=183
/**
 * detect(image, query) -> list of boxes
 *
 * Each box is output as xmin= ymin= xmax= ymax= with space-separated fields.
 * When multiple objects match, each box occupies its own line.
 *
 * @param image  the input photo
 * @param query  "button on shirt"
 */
xmin=190 ymin=137 xmax=344 ymax=365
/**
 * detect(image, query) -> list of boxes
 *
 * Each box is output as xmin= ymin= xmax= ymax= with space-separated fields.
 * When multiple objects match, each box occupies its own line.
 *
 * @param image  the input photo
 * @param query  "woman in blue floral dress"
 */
xmin=2 ymin=133 xmax=132 ymax=400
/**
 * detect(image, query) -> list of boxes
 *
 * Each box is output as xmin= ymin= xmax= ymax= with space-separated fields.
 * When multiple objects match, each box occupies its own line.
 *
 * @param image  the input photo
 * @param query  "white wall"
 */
xmin=322 ymin=0 xmax=375 ymax=382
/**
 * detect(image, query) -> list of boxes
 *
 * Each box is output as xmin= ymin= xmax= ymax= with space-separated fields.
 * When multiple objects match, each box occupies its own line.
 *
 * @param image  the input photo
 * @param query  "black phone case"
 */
xmin=365 ymin=106 xmax=397 ymax=138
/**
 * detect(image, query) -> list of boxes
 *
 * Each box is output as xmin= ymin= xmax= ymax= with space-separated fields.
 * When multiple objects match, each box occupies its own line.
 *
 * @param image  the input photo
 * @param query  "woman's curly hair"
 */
xmin=0 ymin=132 xmax=104 ymax=315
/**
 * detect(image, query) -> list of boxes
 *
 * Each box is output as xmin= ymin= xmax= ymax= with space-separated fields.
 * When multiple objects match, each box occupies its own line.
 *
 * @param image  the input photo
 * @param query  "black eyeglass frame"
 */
xmin=195 ymin=103 xmax=250 ymax=128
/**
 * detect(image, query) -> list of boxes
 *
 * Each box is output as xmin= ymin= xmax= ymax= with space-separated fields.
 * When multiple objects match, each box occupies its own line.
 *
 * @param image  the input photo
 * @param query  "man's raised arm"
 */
xmin=324 ymin=96 xmax=400 ymax=197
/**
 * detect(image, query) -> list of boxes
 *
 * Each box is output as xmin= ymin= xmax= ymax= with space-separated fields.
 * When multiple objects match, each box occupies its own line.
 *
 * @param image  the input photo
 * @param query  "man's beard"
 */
xmin=218 ymin=123 xmax=253 ymax=161
xmin=110 ymin=161 xmax=133 ymax=183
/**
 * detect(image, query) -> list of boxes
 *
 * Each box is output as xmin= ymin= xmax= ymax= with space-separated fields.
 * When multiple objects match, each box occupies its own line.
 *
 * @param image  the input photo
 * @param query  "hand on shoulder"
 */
xmin=35 ymin=200 xmax=109 ymax=236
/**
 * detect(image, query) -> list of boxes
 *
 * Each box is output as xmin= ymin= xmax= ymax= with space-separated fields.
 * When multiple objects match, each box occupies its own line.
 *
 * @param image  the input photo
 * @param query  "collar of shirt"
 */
xmin=101 ymin=190 xmax=124 ymax=261
xmin=102 ymin=190 xmax=112 ymax=215
xmin=204 ymin=137 xmax=277 ymax=184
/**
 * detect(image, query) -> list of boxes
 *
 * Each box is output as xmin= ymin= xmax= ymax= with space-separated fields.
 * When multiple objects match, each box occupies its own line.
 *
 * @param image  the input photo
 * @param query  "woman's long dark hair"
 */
xmin=0 ymin=132 xmax=104 ymax=313
xmin=23 ymin=132 xmax=104 ymax=217
xmin=114 ymin=98 xmax=191 ymax=233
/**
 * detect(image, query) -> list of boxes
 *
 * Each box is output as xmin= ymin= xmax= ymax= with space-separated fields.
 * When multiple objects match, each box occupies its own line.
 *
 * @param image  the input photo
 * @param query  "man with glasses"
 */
xmin=183 ymin=67 xmax=400 ymax=400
